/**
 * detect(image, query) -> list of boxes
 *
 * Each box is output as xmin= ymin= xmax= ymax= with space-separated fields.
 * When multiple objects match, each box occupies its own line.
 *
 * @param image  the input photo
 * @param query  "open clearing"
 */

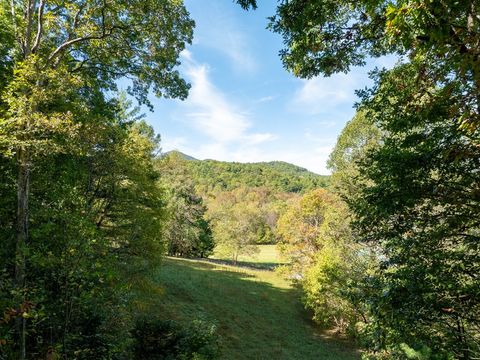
xmin=210 ymin=244 xmax=287 ymax=270
xmin=149 ymin=256 xmax=360 ymax=360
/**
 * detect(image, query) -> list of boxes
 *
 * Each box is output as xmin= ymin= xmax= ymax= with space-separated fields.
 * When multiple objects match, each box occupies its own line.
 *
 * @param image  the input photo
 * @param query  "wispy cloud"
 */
xmin=162 ymin=54 xmax=335 ymax=174
xmin=291 ymin=73 xmax=360 ymax=115
xmin=256 ymin=95 xmax=275 ymax=104
xmin=185 ymin=63 xmax=250 ymax=142
xmin=186 ymin=1 xmax=257 ymax=73
xmin=245 ymin=133 xmax=278 ymax=145
xmin=290 ymin=55 xmax=400 ymax=116
xmin=178 ymin=54 xmax=276 ymax=145
xmin=217 ymin=30 xmax=257 ymax=72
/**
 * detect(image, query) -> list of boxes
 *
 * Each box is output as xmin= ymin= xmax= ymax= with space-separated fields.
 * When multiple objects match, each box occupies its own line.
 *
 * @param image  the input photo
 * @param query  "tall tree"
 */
xmin=208 ymin=189 xmax=263 ymax=264
xmin=1 ymin=1 xmax=193 ymax=357
xmin=277 ymin=189 xmax=347 ymax=278
xmin=352 ymin=62 xmax=480 ymax=358
xmin=277 ymin=188 xmax=373 ymax=333
xmin=158 ymin=153 xmax=214 ymax=258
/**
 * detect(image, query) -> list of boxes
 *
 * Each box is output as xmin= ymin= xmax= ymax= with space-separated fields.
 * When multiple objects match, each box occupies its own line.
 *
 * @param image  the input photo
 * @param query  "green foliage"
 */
xmin=238 ymin=0 xmax=480 ymax=357
xmin=5 ymin=0 xmax=194 ymax=102
xmin=277 ymin=189 xmax=345 ymax=277
xmin=183 ymin=156 xmax=329 ymax=194
xmin=277 ymin=189 xmax=373 ymax=334
xmin=350 ymin=62 xmax=480 ymax=358
xmin=157 ymin=153 xmax=214 ymax=258
xmin=0 ymin=1 xmax=193 ymax=357
xmin=0 ymin=96 xmax=168 ymax=357
xmin=257 ymin=0 xmax=480 ymax=100
xmin=327 ymin=111 xmax=381 ymax=198
xmin=131 ymin=318 xmax=220 ymax=360
xmin=159 ymin=153 xmax=327 ymax=259
xmin=256 ymin=223 xmax=276 ymax=245
xmin=208 ymin=191 xmax=263 ymax=263
xmin=302 ymin=241 xmax=375 ymax=335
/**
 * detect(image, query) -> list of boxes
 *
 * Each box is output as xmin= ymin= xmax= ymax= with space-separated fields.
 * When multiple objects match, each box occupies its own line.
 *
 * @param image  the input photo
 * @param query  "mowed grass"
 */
xmin=210 ymin=244 xmax=287 ymax=270
xmin=149 ymin=257 xmax=360 ymax=360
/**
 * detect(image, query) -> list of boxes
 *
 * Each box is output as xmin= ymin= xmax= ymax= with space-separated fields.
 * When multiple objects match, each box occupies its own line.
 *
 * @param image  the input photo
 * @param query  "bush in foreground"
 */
xmin=131 ymin=318 xmax=220 ymax=360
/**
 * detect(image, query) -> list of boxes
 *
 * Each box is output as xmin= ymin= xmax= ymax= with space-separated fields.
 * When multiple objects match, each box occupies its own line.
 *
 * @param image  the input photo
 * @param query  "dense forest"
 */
xmin=164 ymin=150 xmax=330 ymax=194
xmin=158 ymin=151 xmax=327 ymax=261
xmin=1 ymin=0 xmax=479 ymax=359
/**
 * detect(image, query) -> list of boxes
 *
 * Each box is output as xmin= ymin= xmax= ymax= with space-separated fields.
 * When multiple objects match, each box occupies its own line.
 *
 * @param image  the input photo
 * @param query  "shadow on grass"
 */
xmin=196 ymin=257 xmax=281 ymax=271
xmin=143 ymin=257 xmax=360 ymax=360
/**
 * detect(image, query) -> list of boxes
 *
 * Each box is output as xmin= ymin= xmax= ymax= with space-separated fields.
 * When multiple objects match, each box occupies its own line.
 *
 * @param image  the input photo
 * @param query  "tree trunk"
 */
xmin=15 ymin=146 xmax=30 ymax=360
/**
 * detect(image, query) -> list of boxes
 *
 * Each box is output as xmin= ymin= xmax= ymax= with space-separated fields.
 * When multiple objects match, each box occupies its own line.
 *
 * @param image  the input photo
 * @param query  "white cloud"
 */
xmin=185 ymin=0 xmax=257 ymax=73
xmin=256 ymin=95 xmax=275 ymax=104
xmin=291 ymin=73 xmax=360 ymax=115
xmin=219 ymin=31 xmax=257 ymax=72
xmin=161 ymin=136 xmax=188 ymax=151
xmin=290 ymin=55 xmax=401 ymax=116
xmin=179 ymin=57 xmax=276 ymax=146
xmin=185 ymin=63 xmax=249 ymax=142
xmin=180 ymin=49 xmax=193 ymax=62
xmin=244 ymin=133 xmax=278 ymax=145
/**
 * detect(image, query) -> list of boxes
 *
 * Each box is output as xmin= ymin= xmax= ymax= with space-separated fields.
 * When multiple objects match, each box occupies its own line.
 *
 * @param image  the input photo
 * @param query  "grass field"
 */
xmin=147 ymin=256 xmax=360 ymax=360
xmin=210 ymin=244 xmax=287 ymax=270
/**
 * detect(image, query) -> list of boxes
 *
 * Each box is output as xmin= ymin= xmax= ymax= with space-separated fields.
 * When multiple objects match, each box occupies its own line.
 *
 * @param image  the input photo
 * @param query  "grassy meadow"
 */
xmin=144 ymin=254 xmax=360 ymax=360
xmin=209 ymin=244 xmax=287 ymax=270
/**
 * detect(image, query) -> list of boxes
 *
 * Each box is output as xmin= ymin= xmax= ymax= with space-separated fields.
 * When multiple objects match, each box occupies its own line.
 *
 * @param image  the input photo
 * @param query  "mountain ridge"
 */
xmin=162 ymin=150 xmax=329 ymax=193
xmin=164 ymin=150 xmax=323 ymax=175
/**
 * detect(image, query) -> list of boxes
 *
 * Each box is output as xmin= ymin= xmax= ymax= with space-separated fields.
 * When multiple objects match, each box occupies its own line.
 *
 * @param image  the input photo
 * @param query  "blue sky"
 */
xmin=129 ymin=1 xmax=396 ymax=175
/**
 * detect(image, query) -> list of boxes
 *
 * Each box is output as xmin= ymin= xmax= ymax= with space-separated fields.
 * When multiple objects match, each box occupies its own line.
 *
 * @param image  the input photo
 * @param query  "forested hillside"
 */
xmin=157 ymin=152 xmax=303 ymax=261
xmin=165 ymin=150 xmax=329 ymax=194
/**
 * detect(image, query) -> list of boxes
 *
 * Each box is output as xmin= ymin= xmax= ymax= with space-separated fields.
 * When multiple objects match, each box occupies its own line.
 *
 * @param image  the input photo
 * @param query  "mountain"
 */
xmin=162 ymin=150 xmax=198 ymax=161
xmin=162 ymin=154 xmax=330 ymax=194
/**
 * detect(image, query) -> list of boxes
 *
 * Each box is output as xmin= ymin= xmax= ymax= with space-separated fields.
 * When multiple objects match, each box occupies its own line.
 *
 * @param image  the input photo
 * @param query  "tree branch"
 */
xmin=10 ymin=0 xmax=18 ymax=41
xmin=46 ymin=1 xmax=126 ymax=67
xmin=70 ymin=4 xmax=85 ymax=38
xmin=48 ymin=34 xmax=105 ymax=63
xmin=31 ymin=0 xmax=45 ymax=53
xmin=23 ymin=0 xmax=36 ymax=56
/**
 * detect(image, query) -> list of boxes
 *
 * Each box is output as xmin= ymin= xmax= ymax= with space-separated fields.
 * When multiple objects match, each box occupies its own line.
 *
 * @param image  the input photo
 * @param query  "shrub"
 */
xmin=131 ymin=318 xmax=220 ymax=360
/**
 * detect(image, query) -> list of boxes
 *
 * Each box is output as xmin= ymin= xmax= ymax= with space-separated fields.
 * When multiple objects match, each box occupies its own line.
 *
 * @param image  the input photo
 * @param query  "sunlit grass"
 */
xmin=210 ymin=244 xmax=287 ymax=270
xmin=148 ymin=257 xmax=359 ymax=360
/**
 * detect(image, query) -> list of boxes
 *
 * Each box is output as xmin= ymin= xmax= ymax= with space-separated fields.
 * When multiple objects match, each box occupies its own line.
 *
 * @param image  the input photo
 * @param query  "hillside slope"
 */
xmin=163 ymin=151 xmax=329 ymax=193
xmin=149 ymin=258 xmax=359 ymax=360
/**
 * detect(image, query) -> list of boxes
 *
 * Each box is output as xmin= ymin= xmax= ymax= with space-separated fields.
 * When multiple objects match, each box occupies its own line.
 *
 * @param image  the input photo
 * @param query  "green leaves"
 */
xmin=237 ymin=0 xmax=480 ymax=356
xmin=157 ymin=153 xmax=214 ymax=258
xmin=208 ymin=190 xmax=263 ymax=262
xmin=349 ymin=61 xmax=480 ymax=357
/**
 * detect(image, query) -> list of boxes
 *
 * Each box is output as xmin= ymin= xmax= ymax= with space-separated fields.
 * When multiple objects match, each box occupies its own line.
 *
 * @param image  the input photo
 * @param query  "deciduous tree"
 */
xmin=1 ymin=1 xmax=193 ymax=356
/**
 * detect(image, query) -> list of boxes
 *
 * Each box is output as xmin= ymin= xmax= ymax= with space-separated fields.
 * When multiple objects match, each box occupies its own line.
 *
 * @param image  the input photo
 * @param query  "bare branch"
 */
xmin=10 ymin=0 xmax=18 ymax=41
xmin=24 ymin=0 xmax=36 ymax=56
xmin=70 ymin=3 xmax=86 ymax=39
xmin=31 ymin=0 xmax=45 ymax=53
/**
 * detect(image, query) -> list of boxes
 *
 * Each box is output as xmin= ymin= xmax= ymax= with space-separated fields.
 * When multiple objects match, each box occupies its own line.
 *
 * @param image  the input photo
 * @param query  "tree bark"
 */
xmin=15 ymin=146 xmax=30 ymax=360
xmin=13 ymin=1 xmax=36 ymax=357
